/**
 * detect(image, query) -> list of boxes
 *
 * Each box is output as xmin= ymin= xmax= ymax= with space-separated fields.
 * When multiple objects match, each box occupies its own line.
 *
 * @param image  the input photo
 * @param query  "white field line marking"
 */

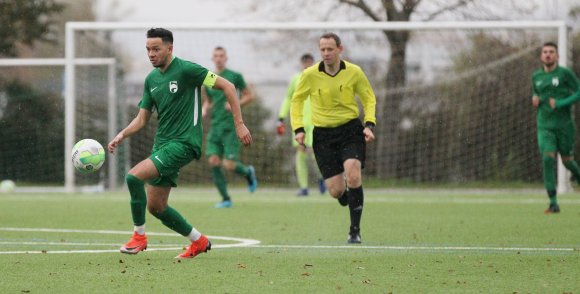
xmin=0 ymin=228 xmax=577 ymax=255
xmin=0 ymin=227 xmax=259 ymax=255
xmin=244 ymin=244 xmax=579 ymax=252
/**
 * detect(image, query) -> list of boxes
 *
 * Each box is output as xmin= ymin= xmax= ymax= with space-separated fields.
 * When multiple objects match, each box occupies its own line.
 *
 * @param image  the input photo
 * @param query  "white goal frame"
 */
xmin=64 ymin=21 xmax=569 ymax=193
xmin=0 ymin=57 xmax=118 ymax=192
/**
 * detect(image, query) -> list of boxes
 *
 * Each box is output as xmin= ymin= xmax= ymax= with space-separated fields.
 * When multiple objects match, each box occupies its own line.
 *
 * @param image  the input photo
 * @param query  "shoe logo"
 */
xmin=150 ymin=86 xmax=158 ymax=93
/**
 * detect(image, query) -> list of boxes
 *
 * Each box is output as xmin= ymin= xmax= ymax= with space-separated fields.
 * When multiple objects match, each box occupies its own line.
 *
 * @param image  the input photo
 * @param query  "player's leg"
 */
xmin=206 ymin=132 xmax=231 ymax=207
xmin=538 ymin=128 xmax=559 ymax=213
xmin=343 ymin=158 xmax=363 ymax=243
xmin=120 ymin=158 xmax=160 ymax=254
xmin=147 ymin=141 xmax=211 ymax=258
xmin=304 ymin=125 xmax=326 ymax=195
xmin=312 ymin=126 xmax=347 ymax=205
xmin=558 ymin=123 xmax=580 ymax=185
xmin=340 ymin=119 xmax=366 ymax=243
xmin=223 ymin=128 xmax=257 ymax=193
xmin=146 ymin=185 xmax=211 ymax=259
xmin=295 ymin=144 xmax=309 ymax=196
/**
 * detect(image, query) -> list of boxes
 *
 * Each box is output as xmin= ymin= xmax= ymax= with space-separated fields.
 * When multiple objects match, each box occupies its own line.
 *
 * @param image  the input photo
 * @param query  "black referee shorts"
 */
xmin=313 ymin=118 xmax=366 ymax=179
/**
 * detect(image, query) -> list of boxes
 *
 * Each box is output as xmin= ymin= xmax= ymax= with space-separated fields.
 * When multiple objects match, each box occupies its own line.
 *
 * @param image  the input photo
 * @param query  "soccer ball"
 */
xmin=0 ymin=180 xmax=15 ymax=193
xmin=71 ymin=139 xmax=106 ymax=173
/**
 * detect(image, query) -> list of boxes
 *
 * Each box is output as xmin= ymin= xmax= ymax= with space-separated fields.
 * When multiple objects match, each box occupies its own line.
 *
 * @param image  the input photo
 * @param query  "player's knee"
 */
xmin=208 ymin=156 xmax=221 ymax=167
xmin=328 ymin=186 xmax=344 ymax=199
xmin=542 ymin=155 xmax=556 ymax=166
xmin=222 ymin=160 xmax=235 ymax=171
xmin=126 ymin=174 xmax=143 ymax=186
xmin=147 ymin=203 xmax=166 ymax=217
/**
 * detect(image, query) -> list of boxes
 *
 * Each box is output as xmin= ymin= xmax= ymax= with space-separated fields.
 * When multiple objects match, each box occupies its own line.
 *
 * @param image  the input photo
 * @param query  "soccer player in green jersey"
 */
xmin=108 ymin=28 xmax=252 ymax=259
xmin=277 ymin=53 xmax=326 ymax=196
xmin=202 ymin=46 xmax=258 ymax=208
xmin=531 ymin=41 xmax=580 ymax=214
xmin=291 ymin=33 xmax=377 ymax=243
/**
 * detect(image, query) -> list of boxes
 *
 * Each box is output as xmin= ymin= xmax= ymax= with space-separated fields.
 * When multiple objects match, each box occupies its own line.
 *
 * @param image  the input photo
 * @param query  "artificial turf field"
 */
xmin=0 ymin=188 xmax=579 ymax=293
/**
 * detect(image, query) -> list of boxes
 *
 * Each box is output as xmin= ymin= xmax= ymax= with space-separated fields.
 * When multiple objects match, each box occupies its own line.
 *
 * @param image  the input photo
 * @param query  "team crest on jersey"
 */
xmin=169 ymin=81 xmax=178 ymax=93
xmin=552 ymin=77 xmax=559 ymax=87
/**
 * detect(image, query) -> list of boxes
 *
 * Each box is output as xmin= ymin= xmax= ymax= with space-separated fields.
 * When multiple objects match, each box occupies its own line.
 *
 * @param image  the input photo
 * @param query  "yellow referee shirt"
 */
xmin=290 ymin=60 xmax=376 ymax=131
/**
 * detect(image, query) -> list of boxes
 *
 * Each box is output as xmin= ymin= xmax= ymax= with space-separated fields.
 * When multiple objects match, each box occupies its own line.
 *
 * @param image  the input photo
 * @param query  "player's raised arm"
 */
xmin=212 ymin=76 xmax=252 ymax=146
xmin=108 ymin=108 xmax=151 ymax=154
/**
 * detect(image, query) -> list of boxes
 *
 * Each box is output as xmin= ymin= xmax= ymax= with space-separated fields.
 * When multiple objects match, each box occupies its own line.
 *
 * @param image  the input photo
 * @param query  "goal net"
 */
xmin=0 ymin=21 xmax=571 ymax=192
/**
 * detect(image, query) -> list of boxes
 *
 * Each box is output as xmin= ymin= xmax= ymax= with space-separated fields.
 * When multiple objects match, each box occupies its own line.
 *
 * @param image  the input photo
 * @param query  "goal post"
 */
xmin=0 ymin=57 xmax=119 ymax=192
xmin=60 ymin=20 xmax=570 ymax=192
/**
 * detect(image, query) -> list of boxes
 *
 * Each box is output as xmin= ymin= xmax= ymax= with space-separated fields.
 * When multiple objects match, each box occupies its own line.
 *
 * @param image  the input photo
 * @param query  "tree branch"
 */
xmin=422 ymin=0 xmax=474 ymax=21
xmin=339 ymin=0 xmax=383 ymax=21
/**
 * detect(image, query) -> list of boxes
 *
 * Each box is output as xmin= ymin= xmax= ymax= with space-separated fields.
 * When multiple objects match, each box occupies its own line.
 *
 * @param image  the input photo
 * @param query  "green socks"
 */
xmin=296 ymin=150 xmax=308 ymax=189
xmin=563 ymin=160 xmax=580 ymax=184
xmin=212 ymin=166 xmax=230 ymax=201
xmin=542 ymin=155 xmax=556 ymax=192
xmin=234 ymin=161 xmax=249 ymax=177
xmin=151 ymin=206 xmax=193 ymax=237
xmin=126 ymin=174 xmax=146 ymax=226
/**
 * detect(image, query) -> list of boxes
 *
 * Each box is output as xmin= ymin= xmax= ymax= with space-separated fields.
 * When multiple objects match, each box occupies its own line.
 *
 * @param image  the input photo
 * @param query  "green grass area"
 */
xmin=0 ymin=188 xmax=579 ymax=293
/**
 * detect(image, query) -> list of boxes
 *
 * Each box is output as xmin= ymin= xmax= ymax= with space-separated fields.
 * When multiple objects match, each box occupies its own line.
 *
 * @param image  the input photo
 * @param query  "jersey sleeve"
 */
xmin=183 ymin=62 xmax=210 ymax=87
xmin=355 ymin=68 xmax=377 ymax=125
xmin=138 ymin=78 xmax=154 ymax=111
xmin=290 ymin=72 xmax=309 ymax=132
xmin=555 ymin=68 xmax=580 ymax=108
xmin=278 ymin=73 xmax=299 ymax=120
xmin=234 ymin=72 xmax=247 ymax=91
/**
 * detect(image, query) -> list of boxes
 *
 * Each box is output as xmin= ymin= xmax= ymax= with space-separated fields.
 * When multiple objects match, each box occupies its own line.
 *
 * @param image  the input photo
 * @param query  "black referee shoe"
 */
xmin=347 ymin=227 xmax=361 ymax=244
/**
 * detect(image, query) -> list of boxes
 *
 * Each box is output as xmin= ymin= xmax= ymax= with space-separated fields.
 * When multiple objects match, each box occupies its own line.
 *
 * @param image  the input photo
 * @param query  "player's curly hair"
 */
xmin=147 ymin=28 xmax=173 ymax=44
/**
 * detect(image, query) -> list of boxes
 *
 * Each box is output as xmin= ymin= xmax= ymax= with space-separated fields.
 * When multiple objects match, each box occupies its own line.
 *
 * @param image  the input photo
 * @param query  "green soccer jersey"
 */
xmin=139 ymin=57 xmax=215 ymax=156
xmin=532 ymin=65 xmax=580 ymax=129
xmin=206 ymin=68 xmax=247 ymax=129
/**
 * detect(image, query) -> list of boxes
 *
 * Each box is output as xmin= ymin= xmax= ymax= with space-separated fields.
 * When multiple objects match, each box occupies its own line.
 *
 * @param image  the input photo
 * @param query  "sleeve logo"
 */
xmin=169 ymin=81 xmax=178 ymax=93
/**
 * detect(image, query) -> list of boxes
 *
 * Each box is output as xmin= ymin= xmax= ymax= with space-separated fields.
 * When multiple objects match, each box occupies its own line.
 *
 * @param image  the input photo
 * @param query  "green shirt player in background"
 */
xmin=108 ymin=28 xmax=252 ymax=259
xmin=531 ymin=41 xmax=580 ymax=214
xmin=277 ymin=53 xmax=326 ymax=196
xmin=202 ymin=46 xmax=258 ymax=208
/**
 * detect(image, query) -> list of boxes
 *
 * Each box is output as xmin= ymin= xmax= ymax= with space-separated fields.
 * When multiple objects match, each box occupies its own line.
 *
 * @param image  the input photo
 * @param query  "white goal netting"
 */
xmin=0 ymin=21 xmax=572 ymax=192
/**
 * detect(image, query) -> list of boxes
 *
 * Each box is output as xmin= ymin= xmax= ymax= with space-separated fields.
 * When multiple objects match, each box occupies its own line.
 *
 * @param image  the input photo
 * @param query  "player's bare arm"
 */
xmin=549 ymin=98 xmax=556 ymax=109
xmin=108 ymin=108 xmax=151 ymax=153
xmin=363 ymin=127 xmax=375 ymax=143
xmin=213 ymin=76 xmax=252 ymax=146
xmin=532 ymin=95 xmax=540 ymax=108
xmin=294 ymin=131 xmax=306 ymax=146
xmin=201 ymin=87 xmax=211 ymax=118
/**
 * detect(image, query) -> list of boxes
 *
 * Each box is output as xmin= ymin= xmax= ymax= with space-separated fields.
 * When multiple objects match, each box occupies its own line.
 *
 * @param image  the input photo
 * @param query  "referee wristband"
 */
xmin=364 ymin=122 xmax=375 ymax=131
xmin=294 ymin=127 xmax=305 ymax=135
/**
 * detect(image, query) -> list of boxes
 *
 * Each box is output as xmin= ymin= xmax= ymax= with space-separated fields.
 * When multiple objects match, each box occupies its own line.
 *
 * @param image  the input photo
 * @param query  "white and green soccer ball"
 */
xmin=0 ymin=180 xmax=15 ymax=193
xmin=71 ymin=139 xmax=106 ymax=173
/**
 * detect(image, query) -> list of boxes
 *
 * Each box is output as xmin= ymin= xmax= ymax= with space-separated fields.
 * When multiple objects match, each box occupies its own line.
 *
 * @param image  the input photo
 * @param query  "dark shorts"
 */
xmin=205 ymin=126 xmax=241 ymax=160
xmin=537 ymin=122 xmax=576 ymax=157
xmin=313 ymin=119 xmax=366 ymax=179
xmin=148 ymin=141 xmax=198 ymax=187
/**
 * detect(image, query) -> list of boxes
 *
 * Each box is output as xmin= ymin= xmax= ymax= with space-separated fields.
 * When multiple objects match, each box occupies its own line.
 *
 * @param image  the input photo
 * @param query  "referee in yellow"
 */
xmin=291 ymin=32 xmax=377 ymax=244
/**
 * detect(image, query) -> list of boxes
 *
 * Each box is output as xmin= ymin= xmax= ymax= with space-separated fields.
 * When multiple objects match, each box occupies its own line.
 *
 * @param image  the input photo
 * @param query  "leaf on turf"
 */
xmin=301 ymin=272 xmax=310 ymax=277
xmin=121 ymin=270 xmax=126 ymax=274
xmin=119 ymin=260 xmax=124 ymax=264
xmin=362 ymin=279 xmax=371 ymax=284
xmin=237 ymin=263 xmax=247 ymax=269
xmin=303 ymin=264 xmax=313 ymax=268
